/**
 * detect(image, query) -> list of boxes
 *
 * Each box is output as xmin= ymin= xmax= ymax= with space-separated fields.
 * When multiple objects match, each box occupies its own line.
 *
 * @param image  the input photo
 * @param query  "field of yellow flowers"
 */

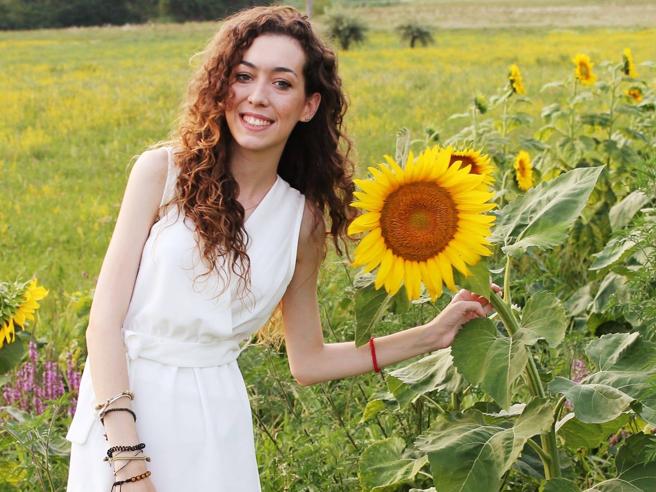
xmin=1 ymin=16 xmax=656 ymax=491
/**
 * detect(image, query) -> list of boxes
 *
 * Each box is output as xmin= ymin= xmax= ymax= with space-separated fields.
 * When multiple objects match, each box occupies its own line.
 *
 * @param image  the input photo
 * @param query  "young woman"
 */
xmin=65 ymin=6 xmax=493 ymax=491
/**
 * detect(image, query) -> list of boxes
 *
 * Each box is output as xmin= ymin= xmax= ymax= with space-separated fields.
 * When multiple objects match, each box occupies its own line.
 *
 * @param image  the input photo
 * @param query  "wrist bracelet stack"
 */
xmin=369 ymin=336 xmax=381 ymax=373
xmin=95 ymin=390 xmax=152 ymax=491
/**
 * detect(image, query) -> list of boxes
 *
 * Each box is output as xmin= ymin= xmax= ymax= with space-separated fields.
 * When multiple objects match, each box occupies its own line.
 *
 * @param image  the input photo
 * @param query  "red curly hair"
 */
xmin=156 ymin=5 xmax=355 ymax=295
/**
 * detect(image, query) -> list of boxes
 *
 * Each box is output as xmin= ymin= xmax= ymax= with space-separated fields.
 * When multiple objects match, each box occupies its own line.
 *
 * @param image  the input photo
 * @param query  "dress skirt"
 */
xmin=66 ymin=356 xmax=262 ymax=491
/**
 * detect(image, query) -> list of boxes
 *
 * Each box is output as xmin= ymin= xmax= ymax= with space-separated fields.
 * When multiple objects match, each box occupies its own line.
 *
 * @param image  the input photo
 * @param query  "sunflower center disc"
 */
xmin=380 ymin=181 xmax=458 ymax=261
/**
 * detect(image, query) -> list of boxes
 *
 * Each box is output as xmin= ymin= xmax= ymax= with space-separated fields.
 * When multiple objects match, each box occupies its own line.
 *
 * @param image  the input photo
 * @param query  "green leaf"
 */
xmin=586 ymin=332 xmax=641 ymax=371
xmin=387 ymin=348 xmax=464 ymax=407
xmin=454 ymin=257 xmax=490 ymax=298
xmin=452 ymin=318 xmax=528 ymax=409
xmin=590 ymin=236 xmax=638 ymax=271
xmin=609 ymin=191 xmax=650 ymax=231
xmin=542 ymin=478 xmax=580 ymax=492
xmin=0 ymin=332 xmax=28 ymax=374
xmin=358 ymin=437 xmax=428 ymax=492
xmin=587 ymin=333 xmax=656 ymax=374
xmin=492 ymin=166 xmax=604 ymax=256
xmin=583 ymin=333 xmax=656 ymax=425
xmin=416 ymin=398 xmax=554 ymax=492
xmin=518 ymin=291 xmax=567 ymax=347
xmin=361 ymin=391 xmax=398 ymax=423
xmin=581 ymin=112 xmax=612 ymax=128
xmin=548 ymin=377 xmax=634 ymax=423
xmin=556 ymin=412 xmax=629 ymax=449
xmin=355 ymin=283 xmax=391 ymax=347
xmin=585 ymin=433 xmax=656 ymax=491
xmin=565 ymin=283 xmax=593 ymax=317
xmin=591 ymin=272 xmax=629 ymax=314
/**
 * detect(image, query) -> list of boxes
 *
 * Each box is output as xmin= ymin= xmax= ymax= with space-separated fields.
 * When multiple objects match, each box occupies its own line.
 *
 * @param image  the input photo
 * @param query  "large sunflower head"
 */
xmin=347 ymin=146 xmax=496 ymax=301
xmin=446 ymin=147 xmax=496 ymax=189
xmin=513 ymin=150 xmax=534 ymax=191
xmin=622 ymin=48 xmax=638 ymax=78
xmin=626 ymin=86 xmax=643 ymax=103
xmin=573 ymin=54 xmax=597 ymax=86
xmin=508 ymin=64 xmax=526 ymax=95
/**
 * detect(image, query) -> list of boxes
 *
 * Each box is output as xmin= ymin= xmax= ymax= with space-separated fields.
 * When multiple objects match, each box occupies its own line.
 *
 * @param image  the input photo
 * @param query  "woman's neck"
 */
xmin=229 ymin=145 xmax=282 ymax=201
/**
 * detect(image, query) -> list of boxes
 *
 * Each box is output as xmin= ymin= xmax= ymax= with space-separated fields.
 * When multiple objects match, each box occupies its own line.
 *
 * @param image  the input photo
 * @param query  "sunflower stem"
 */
xmin=489 ymin=291 xmax=561 ymax=479
xmin=503 ymin=256 xmax=512 ymax=308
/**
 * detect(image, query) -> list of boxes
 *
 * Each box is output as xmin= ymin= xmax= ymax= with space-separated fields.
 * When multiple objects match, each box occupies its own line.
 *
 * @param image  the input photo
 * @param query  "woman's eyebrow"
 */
xmin=239 ymin=60 xmax=297 ymax=77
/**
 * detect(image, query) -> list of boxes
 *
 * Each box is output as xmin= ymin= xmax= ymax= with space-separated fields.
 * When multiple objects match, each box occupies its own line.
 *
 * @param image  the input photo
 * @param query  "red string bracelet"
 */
xmin=368 ymin=337 xmax=380 ymax=373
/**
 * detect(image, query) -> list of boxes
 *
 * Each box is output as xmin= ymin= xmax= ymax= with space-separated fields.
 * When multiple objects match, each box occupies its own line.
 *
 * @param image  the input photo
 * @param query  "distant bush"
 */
xmin=325 ymin=12 xmax=367 ymax=50
xmin=397 ymin=22 xmax=434 ymax=48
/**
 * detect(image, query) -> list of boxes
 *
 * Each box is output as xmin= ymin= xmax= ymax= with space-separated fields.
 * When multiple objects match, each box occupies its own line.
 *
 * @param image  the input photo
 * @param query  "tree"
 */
xmin=325 ymin=12 xmax=367 ymax=51
xmin=397 ymin=22 xmax=434 ymax=48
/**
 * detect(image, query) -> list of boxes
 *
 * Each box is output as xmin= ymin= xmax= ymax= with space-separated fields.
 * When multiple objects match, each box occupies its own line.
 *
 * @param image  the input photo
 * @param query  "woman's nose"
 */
xmin=247 ymin=80 xmax=269 ymax=106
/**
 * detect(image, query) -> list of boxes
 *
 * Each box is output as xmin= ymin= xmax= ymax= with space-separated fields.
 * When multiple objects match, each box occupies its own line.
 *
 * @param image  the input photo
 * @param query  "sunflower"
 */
xmin=622 ymin=48 xmax=638 ymax=78
xmin=573 ymin=54 xmax=596 ymax=86
xmin=348 ymin=146 xmax=496 ymax=301
xmin=0 ymin=318 xmax=15 ymax=348
xmin=446 ymin=147 xmax=496 ymax=189
xmin=626 ymin=87 xmax=643 ymax=103
xmin=514 ymin=150 xmax=534 ymax=191
xmin=1 ymin=279 xmax=49 ymax=347
xmin=508 ymin=64 xmax=526 ymax=95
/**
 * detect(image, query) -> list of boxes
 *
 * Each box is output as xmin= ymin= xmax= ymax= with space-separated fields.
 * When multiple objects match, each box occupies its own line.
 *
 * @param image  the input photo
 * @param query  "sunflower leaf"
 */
xmin=517 ymin=291 xmax=567 ymax=348
xmin=451 ymin=317 xmax=528 ymax=409
xmin=415 ymin=397 xmax=554 ymax=492
xmin=609 ymin=190 xmax=651 ymax=231
xmin=454 ymin=257 xmax=490 ymax=298
xmin=386 ymin=348 xmax=465 ymax=407
xmin=358 ymin=437 xmax=429 ymax=492
xmin=493 ymin=166 xmax=604 ymax=256
xmin=354 ymin=284 xmax=392 ymax=347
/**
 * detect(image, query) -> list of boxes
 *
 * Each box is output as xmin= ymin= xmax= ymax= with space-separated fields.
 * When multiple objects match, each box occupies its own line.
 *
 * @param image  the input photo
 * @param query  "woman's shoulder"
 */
xmin=130 ymin=146 xmax=170 ymax=185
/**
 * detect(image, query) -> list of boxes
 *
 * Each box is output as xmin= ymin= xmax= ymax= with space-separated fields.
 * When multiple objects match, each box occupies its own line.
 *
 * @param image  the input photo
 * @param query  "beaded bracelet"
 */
xmin=95 ymin=390 xmax=134 ymax=414
xmin=107 ymin=442 xmax=146 ymax=458
xmin=112 ymin=470 xmax=151 ymax=487
xmin=100 ymin=407 xmax=137 ymax=426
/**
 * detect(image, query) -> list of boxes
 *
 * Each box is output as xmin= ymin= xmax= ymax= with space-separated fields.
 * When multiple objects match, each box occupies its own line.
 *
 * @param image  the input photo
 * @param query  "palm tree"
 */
xmin=397 ymin=23 xmax=434 ymax=48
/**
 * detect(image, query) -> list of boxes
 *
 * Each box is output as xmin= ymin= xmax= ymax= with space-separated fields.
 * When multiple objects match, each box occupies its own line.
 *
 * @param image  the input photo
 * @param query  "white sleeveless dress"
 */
xmin=66 ymin=146 xmax=305 ymax=491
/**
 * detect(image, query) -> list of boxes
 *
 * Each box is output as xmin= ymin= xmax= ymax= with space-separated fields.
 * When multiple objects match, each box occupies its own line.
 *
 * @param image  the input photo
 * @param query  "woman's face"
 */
xmin=225 ymin=34 xmax=321 ymax=157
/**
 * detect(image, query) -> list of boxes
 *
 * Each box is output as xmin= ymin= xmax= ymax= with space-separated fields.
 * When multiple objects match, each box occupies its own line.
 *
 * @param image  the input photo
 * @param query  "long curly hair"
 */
xmin=154 ymin=6 xmax=355 ymax=340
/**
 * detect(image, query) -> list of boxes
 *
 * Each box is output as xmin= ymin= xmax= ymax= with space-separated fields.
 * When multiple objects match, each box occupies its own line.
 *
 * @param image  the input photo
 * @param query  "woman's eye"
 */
xmin=274 ymin=80 xmax=291 ymax=89
xmin=235 ymin=73 xmax=251 ymax=82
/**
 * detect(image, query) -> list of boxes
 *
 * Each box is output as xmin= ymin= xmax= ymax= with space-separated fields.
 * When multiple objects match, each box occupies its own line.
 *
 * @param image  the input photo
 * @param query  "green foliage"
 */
xmin=415 ymin=398 xmax=554 ymax=492
xmin=325 ymin=11 xmax=368 ymax=50
xmin=492 ymin=166 xmax=604 ymax=256
xmin=358 ymin=437 xmax=428 ymax=491
xmin=396 ymin=22 xmax=434 ymax=48
xmin=518 ymin=291 xmax=568 ymax=347
xmin=452 ymin=318 xmax=528 ymax=409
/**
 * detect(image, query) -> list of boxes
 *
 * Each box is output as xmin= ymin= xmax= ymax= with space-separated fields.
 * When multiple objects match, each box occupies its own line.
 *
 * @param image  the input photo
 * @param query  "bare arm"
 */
xmin=282 ymin=203 xmax=492 ymax=387
xmin=85 ymin=147 xmax=168 ymax=480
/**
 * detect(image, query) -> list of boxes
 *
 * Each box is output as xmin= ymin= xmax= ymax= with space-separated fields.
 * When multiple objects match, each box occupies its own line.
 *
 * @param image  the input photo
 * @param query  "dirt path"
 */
xmin=355 ymin=2 xmax=656 ymax=29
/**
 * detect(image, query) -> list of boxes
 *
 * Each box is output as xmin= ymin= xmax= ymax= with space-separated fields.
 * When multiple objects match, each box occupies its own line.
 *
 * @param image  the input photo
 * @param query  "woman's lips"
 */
xmin=240 ymin=113 xmax=274 ymax=131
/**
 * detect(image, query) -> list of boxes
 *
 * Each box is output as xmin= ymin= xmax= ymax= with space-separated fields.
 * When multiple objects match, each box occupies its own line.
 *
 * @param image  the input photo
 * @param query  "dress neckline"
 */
xmin=244 ymin=175 xmax=281 ymax=226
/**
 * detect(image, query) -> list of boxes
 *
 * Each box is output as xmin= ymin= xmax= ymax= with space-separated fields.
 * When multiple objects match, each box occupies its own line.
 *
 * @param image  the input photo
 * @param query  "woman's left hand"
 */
xmin=421 ymin=283 xmax=502 ymax=351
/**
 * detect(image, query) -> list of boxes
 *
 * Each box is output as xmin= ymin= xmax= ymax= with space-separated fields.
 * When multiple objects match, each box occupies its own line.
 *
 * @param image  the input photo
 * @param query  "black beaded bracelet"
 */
xmin=100 ymin=407 xmax=137 ymax=426
xmin=112 ymin=470 xmax=151 ymax=487
xmin=107 ymin=442 xmax=146 ymax=458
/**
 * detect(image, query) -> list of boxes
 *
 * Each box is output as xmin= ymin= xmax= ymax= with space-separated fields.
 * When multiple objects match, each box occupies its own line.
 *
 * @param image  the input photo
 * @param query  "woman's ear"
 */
xmin=301 ymin=92 xmax=321 ymax=122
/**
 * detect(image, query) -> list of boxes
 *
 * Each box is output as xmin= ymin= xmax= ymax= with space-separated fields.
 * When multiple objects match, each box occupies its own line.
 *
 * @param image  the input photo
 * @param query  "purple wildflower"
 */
xmin=1 ymin=341 xmax=81 ymax=416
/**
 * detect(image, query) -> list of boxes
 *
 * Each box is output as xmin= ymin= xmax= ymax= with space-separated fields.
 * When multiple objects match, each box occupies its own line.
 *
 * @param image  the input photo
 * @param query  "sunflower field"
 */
xmin=1 ymin=4 xmax=656 ymax=491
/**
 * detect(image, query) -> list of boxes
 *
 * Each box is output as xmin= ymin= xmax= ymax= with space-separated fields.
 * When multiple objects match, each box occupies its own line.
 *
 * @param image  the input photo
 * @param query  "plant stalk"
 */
xmin=489 ymin=291 xmax=561 ymax=479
